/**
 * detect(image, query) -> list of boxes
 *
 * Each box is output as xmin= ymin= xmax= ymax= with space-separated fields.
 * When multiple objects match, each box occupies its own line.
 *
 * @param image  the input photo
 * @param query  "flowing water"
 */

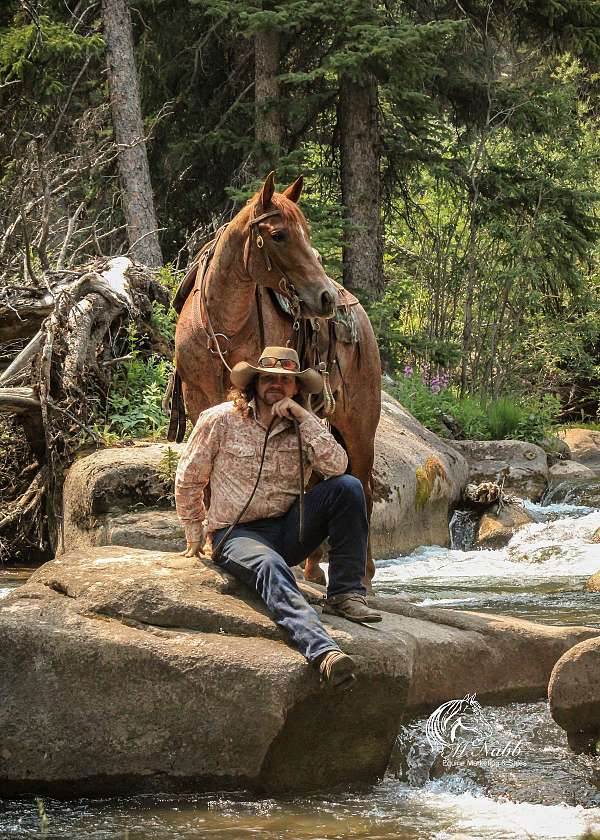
xmin=2 ymin=500 xmax=600 ymax=839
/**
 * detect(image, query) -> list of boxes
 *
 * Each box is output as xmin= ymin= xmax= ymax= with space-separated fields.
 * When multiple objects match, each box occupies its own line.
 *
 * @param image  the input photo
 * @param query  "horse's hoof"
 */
xmin=304 ymin=564 xmax=327 ymax=586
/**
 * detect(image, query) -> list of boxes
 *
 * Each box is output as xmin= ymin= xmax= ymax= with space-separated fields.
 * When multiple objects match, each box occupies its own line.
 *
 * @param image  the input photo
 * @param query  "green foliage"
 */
xmin=386 ymin=375 xmax=560 ymax=443
xmin=91 ymin=323 xmax=172 ymax=442
xmin=485 ymin=398 xmax=523 ymax=440
xmin=156 ymin=447 xmax=180 ymax=506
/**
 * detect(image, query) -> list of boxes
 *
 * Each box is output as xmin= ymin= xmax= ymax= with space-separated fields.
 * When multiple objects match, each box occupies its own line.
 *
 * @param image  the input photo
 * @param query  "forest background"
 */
xmin=3 ymin=0 xmax=600 ymax=461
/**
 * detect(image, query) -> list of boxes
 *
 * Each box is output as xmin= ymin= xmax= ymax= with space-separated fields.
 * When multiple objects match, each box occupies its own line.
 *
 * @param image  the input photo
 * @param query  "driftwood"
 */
xmin=463 ymin=481 xmax=501 ymax=508
xmin=0 ymin=258 xmax=169 ymax=561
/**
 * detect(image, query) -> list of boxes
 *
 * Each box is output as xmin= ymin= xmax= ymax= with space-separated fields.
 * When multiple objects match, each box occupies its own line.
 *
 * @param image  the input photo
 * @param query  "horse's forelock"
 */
xmin=247 ymin=190 xmax=310 ymax=237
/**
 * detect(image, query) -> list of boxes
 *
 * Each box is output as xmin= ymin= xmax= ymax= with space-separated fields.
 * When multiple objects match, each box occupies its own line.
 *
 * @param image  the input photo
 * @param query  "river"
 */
xmin=1 ymin=499 xmax=600 ymax=839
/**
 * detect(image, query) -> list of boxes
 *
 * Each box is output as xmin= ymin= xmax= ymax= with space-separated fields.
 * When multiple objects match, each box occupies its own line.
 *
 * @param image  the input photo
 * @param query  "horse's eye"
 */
xmin=271 ymin=231 xmax=286 ymax=242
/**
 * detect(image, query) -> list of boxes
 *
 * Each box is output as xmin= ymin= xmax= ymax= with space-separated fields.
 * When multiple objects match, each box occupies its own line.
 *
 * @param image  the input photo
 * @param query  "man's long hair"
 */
xmin=227 ymin=381 xmax=256 ymax=420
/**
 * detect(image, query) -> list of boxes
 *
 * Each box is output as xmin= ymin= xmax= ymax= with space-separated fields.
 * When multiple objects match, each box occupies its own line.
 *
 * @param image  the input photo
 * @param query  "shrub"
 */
xmin=384 ymin=374 xmax=560 ymax=444
xmin=486 ymin=397 xmax=523 ymax=439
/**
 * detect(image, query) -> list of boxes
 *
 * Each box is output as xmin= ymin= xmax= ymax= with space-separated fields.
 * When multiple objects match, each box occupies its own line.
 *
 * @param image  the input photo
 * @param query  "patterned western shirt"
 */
xmin=174 ymin=399 xmax=348 ymax=544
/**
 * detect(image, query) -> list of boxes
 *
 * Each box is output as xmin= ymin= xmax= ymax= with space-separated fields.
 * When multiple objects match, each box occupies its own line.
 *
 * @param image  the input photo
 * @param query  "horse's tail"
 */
xmin=165 ymin=369 xmax=187 ymax=443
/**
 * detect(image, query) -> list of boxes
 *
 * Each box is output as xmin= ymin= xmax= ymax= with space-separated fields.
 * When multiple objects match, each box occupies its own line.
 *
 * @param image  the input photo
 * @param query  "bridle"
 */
xmin=197 ymin=206 xmax=304 ymax=373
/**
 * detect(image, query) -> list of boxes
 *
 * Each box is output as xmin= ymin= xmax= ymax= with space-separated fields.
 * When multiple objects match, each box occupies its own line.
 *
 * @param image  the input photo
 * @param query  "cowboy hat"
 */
xmin=230 ymin=346 xmax=323 ymax=394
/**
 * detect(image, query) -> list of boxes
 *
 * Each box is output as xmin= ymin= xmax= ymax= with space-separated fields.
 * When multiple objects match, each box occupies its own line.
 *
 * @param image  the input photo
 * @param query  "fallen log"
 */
xmin=0 ymin=258 xmax=170 ymax=561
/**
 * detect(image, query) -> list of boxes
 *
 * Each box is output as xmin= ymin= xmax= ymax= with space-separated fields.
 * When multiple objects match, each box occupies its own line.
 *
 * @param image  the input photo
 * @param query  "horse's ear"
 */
xmin=259 ymin=171 xmax=276 ymax=210
xmin=283 ymin=176 xmax=303 ymax=203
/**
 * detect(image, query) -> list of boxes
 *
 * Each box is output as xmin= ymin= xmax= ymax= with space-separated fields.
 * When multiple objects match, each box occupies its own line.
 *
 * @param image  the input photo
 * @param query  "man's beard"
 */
xmin=261 ymin=388 xmax=284 ymax=404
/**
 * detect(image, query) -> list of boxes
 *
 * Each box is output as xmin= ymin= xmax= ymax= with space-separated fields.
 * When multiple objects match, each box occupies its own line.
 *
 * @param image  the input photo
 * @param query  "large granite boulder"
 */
xmin=1 ymin=546 xmax=597 ymax=796
xmin=370 ymin=392 xmax=468 ymax=557
xmin=61 ymin=394 xmax=469 ymax=560
xmin=548 ymin=637 xmax=600 ymax=754
xmin=548 ymin=460 xmax=596 ymax=483
xmin=61 ymin=443 xmax=186 ymax=554
xmin=543 ymin=478 xmax=600 ymax=507
xmin=450 ymin=440 xmax=548 ymax=501
xmin=557 ymin=428 xmax=600 ymax=475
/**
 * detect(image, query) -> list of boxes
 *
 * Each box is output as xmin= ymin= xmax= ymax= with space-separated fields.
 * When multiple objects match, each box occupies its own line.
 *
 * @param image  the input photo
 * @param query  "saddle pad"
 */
xmin=331 ymin=279 xmax=360 ymax=307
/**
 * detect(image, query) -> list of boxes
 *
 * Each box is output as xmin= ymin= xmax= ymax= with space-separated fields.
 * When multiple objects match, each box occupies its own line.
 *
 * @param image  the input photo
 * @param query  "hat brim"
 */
xmin=230 ymin=361 xmax=323 ymax=394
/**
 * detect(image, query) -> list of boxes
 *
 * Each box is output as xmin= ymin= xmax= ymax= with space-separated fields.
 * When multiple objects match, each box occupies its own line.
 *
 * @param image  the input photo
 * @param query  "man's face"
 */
xmin=255 ymin=372 xmax=299 ymax=405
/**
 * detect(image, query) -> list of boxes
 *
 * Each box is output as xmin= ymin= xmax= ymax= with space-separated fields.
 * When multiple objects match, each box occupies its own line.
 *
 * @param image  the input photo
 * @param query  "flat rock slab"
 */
xmin=1 ymin=546 xmax=597 ymax=797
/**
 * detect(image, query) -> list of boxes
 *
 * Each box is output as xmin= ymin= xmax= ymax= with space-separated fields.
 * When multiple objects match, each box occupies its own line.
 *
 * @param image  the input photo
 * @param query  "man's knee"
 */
xmin=255 ymin=548 xmax=293 ymax=582
xmin=328 ymin=473 xmax=365 ymax=503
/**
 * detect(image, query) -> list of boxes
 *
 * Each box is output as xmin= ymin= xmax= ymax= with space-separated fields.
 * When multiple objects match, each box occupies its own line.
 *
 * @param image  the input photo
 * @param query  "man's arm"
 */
xmin=299 ymin=412 xmax=348 ymax=476
xmin=271 ymin=397 xmax=347 ymax=475
xmin=175 ymin=407 xmax=224 ymax=549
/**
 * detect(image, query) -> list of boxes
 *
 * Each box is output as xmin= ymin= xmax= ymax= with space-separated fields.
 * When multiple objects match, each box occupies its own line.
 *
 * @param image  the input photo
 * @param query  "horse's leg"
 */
xmin=342 ymin=435 xmax=377 ymax=587
xmin=334 ymin=312 xmax=381 ymax=588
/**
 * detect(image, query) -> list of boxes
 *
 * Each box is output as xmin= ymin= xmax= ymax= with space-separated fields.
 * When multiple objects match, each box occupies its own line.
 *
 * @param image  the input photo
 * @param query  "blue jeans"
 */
xmin=212 ymin=474 xmax=368 ymax=663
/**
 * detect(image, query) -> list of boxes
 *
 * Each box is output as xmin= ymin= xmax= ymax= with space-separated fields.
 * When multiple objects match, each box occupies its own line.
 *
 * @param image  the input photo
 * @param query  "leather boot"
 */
xmin=323 ymin=593 xmax=382 ymax=624
xmin=316 ymin=650 xmax=355 ymax=690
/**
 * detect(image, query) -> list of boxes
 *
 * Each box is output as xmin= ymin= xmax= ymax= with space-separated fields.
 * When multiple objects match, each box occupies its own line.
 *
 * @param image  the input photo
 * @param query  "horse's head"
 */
xmin=241 ymin=172 xmax=337 ymax=319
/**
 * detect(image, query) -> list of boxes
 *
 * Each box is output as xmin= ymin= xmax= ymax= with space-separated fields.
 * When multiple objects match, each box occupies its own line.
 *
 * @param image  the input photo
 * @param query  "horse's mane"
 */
xmin=247 ymin=190 xmax=310 ymax=237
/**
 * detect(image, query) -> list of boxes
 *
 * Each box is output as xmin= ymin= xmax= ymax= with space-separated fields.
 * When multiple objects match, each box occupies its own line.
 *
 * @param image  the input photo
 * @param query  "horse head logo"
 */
xmin=425 ymin=693 xmax=494 ymax=752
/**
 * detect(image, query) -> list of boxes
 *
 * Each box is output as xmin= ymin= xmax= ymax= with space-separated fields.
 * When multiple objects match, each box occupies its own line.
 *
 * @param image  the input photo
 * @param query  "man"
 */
xmin=175 ymin=346 xmax=381 ymax=690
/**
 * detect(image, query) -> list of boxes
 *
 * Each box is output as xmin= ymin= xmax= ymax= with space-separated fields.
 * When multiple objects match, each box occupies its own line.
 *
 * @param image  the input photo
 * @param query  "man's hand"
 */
xmin=271 ymin=397 xmax=311 ymax=422
xmin=181 ymin=540 xmax=203 ymax=558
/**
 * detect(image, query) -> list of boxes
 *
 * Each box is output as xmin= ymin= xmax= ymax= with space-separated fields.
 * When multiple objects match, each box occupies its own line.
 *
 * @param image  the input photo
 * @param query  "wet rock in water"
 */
xmin=542 ymin=478 xmax=600 ymax=507
xmin=449 ymin=509 xmax=480 ymax=551
xmin=585 ymin=568 xmax=600 ymax=589
xmin=548 ymin=460 xmax=596 ymax=483
xmin=548 ymin=637 xmax=600 ymax=754
xmin=449 ymin=440 xmax=548 ymax=501
xmin=557 ymin=428 xmax=600 ymax=475
xmin=0 ymin=546 xmax=598 ymax=797
xmin=476 ymin=501 xmax=537 ymax=550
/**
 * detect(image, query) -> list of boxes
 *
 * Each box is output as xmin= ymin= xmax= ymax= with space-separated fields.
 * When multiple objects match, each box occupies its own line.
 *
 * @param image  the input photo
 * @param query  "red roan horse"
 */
xmin=171 ymin=172 xmax=381 ymax=582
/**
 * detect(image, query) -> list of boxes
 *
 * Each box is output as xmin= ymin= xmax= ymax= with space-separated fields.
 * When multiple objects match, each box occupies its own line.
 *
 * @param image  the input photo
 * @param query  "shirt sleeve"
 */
xmin=175 ymin=409 xmax=224 ymax=543
xmin=298 ymin=413 xmax=348 ymax=477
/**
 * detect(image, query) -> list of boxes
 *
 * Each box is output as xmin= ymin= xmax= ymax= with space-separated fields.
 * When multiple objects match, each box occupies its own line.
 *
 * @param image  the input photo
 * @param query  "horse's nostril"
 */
xmin=321 ymin=291 xmax=334 ymax=312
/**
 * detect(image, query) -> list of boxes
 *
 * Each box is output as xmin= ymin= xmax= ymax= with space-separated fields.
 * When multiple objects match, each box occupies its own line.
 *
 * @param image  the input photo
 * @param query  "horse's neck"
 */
xmin=205 ymin=231 xmax=255 ymax=336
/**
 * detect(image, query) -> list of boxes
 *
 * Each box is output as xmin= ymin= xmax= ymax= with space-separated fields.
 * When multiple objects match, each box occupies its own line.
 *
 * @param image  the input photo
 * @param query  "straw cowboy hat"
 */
xmin=230 ymin=346 xmax=323 ymax=394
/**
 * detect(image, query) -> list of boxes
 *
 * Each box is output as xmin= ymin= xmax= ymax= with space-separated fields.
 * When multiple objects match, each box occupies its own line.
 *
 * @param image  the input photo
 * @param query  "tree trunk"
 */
xmin=339 ymin=71 xmax=384 ymax=300
xmin=254 ymin=25 xmax=281 ymax=177
xmin=101 ymin=0 xmax=163 ymax=267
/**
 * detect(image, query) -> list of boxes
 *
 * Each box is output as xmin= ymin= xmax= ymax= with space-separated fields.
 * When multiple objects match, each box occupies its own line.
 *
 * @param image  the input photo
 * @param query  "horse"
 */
xmin=171 ymin=171 xmax=381 ymax=583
